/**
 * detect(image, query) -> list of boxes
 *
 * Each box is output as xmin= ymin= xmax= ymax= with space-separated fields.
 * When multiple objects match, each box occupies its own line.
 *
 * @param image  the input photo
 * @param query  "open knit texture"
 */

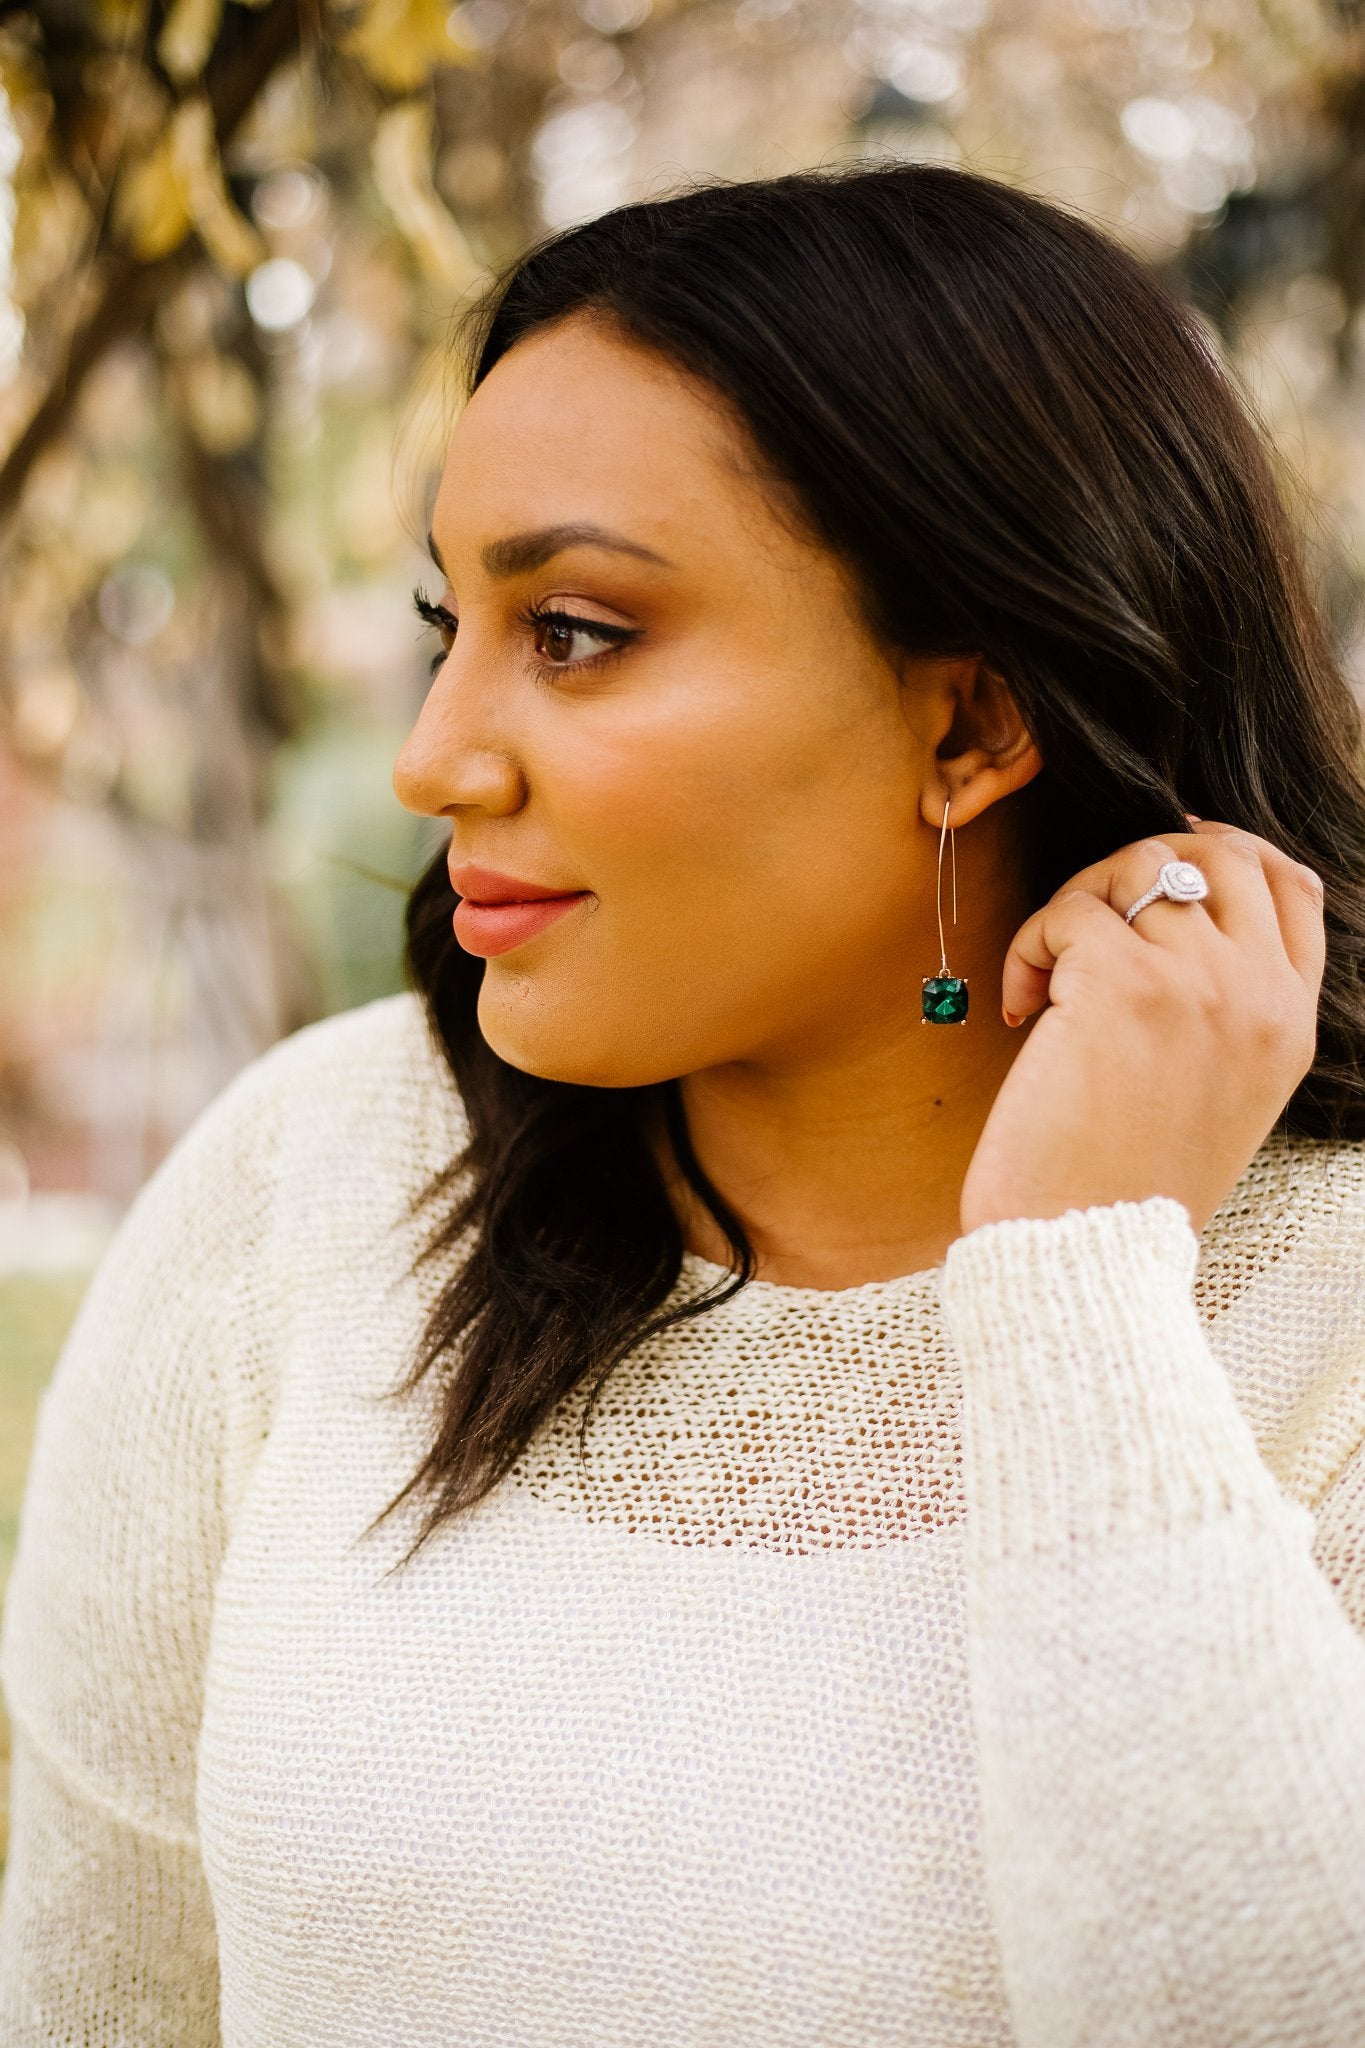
xmin=2 ymin=987 xmax=1365 ymax=2047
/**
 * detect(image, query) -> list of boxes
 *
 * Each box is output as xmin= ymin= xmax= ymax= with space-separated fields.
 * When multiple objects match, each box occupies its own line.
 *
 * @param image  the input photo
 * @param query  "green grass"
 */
xmin=0 ymin=1271 xmax=92 ymax=1878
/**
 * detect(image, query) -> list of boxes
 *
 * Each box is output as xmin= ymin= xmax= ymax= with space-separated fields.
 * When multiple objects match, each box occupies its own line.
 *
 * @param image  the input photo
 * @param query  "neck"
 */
xmin=653 ymin=833 xmax=1034 ymax=1290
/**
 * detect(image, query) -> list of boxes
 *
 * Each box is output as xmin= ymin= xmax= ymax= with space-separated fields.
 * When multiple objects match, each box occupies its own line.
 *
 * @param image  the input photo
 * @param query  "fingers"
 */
xmin=1186 ymin=819 xmax=1327 ymax=988
xmin=1002 ymin=886 xmax=1129 ymax=1022
xmin=1000 ymin=821 xmax=1328 ymax=1024
xmin=1107 ymin=833 xmax=1281 ymax=955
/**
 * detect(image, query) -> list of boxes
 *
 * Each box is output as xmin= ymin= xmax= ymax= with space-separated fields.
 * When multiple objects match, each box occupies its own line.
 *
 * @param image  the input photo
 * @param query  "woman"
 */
xmin=2 ymin=161 xmax=1364 ymax=2047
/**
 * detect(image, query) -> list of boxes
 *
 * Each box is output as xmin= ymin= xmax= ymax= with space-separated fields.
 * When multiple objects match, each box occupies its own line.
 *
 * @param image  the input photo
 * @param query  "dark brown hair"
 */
xmin=373 ymin=161 xmax=1365 ymax=1566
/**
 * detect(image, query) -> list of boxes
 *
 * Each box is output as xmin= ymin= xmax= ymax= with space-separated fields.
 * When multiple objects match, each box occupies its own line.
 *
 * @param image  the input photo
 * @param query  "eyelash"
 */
xmin=411 ymin=589 xmax=637 ymax=679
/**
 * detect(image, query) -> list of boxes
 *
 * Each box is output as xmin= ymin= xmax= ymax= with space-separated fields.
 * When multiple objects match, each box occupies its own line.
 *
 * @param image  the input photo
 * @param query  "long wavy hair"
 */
xmin=372 ymin=161 xmax=1365 ymax=1565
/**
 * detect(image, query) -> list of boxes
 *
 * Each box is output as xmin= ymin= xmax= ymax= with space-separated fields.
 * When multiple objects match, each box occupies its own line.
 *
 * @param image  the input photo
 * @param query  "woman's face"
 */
xmin=393 ymin=312 xmax=956 ymax=1088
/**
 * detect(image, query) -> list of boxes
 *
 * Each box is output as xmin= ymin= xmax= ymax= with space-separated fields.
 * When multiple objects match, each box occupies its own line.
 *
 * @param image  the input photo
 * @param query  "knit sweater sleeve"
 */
xmin=0 ymin=1045 xmax=287 ymax=2048
xmin=940 ymin=1195 xmax=1365 ymax=2048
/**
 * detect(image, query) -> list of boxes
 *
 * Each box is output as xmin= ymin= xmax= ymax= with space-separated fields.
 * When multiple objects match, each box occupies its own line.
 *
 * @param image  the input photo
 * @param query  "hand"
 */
xmin=959 ymin=821 xmax=1327 ymax=1239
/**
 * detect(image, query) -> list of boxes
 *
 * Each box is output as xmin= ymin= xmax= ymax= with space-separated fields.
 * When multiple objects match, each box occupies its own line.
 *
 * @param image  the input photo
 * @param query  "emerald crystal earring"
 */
xmin=921 ymin=795 xmax=968 ymax=1024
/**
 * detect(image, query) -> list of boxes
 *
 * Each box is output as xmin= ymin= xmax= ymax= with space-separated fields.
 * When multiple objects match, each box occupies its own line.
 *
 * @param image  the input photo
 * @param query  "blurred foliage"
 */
xmin=0 ymin=0 xmax=1362 ymax=1205
xmin=0 ymin=1270 xmax=88 ymax=1877
xmin=0 ymin=1272 xmax=85 ymax=1593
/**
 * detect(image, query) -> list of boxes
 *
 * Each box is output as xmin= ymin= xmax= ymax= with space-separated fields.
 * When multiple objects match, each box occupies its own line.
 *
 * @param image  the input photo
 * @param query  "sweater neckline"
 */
xmin=679 ymin=1247 xmax=944 ymax=1305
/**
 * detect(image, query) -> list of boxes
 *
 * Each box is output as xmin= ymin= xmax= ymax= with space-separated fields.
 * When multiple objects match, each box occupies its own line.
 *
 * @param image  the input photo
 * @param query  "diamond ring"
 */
xmin=1123 ymin=859 xmax=1210 ymax=925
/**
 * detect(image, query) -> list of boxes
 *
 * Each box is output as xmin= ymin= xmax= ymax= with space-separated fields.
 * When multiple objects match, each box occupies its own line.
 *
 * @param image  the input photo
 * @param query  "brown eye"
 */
xmin=520 ymin=603 xmax=637 ymax=672
xmin=535 ymin=615 xmax=577 ymax=664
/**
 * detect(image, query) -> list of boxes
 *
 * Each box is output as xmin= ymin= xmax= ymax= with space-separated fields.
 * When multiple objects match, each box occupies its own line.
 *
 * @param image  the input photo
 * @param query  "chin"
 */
xmin=475 ymin=983 xmax=673 ymax=1091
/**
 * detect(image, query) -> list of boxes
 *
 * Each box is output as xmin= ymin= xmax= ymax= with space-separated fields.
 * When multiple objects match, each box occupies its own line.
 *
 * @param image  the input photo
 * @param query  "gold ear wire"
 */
xmin=935 ymin=796 xmax=957 ymax=975
xmin=921 ymin=794 xmax=969 ymax=1024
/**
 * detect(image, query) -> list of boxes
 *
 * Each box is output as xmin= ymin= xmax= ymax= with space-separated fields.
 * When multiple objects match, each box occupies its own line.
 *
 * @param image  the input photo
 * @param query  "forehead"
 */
xmin=433 ymin=314 xmax=777 ymax=561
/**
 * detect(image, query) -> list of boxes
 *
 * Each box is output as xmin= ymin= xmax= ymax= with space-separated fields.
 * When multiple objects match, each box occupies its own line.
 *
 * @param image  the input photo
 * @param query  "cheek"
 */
xmin=557 ymin=671 xmax=861 ymax=893
xmin=477 ymin=674 xmax=920 ymax=1081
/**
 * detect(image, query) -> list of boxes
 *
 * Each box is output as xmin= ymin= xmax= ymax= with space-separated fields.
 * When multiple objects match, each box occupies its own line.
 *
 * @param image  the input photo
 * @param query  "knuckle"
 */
xmin=1049 ymin=887 xmax=1097 ymax=932
xmin=1245 ymin=1005 xmax=1284 ymax=1053
xmin=1123 ymin=956 xmax=1174 ymax=1016
xmin=1245 ymin=983 xmax=1311 ymax=1060
xmin=1224 ymin=835 xmax=1265 ymax=871
xmin=1186 ymin=973 xmax=1230 ymax=1026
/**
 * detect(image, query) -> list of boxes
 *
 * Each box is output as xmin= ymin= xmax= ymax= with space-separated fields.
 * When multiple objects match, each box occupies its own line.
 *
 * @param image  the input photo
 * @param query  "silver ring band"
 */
xmin=1123 ymin=858 xmax=1210 ymax=925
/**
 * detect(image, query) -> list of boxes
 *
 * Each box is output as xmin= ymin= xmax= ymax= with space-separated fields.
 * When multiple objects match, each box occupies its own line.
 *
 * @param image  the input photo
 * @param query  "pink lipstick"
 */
xmin=449 ymin=864 xmax=591 ymax=958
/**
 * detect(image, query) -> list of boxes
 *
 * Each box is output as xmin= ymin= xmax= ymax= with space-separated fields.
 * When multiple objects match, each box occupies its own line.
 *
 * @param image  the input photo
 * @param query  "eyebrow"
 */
xmin=426 ymin=523 xmax=673 ymax=581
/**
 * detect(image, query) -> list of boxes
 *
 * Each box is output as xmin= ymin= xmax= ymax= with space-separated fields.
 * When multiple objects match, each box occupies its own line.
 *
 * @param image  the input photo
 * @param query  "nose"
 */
xmin=392 ymin=665 xmax=526 ymax=821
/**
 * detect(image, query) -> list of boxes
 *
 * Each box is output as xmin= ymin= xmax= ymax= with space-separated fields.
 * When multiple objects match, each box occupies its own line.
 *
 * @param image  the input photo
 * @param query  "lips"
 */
xmin=449 ymin=863 xmax=591 ymax=958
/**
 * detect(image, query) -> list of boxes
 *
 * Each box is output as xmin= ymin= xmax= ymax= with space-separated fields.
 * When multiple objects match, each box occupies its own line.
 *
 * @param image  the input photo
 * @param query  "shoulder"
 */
xmin=58 ymin=992 xmax=466 ymax=1404
xmin=200 ymin=987 xmax=460 ymax=1138
xmin=1197 ymin=1125 xmax=1365 ymax=1310
xmin=1320 ymin=1128 xmax=1365 ymax=1229
xmin=1199 ymin=1126 xmax=1365 ymax=1512
xmin=152 ymin=989 xmax=467 ymax=1212
xmin=2 ymin=994 xmax=468 ymax=1626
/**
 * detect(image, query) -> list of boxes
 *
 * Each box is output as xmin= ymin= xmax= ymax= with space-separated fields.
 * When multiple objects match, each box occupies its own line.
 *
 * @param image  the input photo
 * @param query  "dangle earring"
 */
xmin=921 ymin=796 xmax=969 ymax=1024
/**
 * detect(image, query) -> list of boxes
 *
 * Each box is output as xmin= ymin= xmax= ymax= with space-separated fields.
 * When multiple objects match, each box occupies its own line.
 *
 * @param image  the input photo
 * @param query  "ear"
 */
xmin=915 ymin=655 xmax=1043 ymax=832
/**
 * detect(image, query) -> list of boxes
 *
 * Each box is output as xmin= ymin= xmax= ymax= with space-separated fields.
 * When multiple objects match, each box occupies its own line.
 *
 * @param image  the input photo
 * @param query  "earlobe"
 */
xmin=920 ymin=777 xmax=981 ymax=833
xmin=921 ymin=772 xmax=989 ymax=833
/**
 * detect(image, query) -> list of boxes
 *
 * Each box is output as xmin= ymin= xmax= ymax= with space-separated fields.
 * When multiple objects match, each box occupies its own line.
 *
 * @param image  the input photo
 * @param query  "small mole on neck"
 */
xmin=933 ymin=1098 xmax=943 ymax=1108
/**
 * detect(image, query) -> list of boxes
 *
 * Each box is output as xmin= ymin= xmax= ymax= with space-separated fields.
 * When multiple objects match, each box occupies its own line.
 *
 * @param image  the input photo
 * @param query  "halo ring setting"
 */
xmin=1123 ymin=859 xmax=1210 ymax=926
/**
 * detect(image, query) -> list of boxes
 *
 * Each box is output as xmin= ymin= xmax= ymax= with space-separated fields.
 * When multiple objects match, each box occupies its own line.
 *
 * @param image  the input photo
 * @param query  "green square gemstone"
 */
xmin=922 ymin=975 xmax=969 ymax=1024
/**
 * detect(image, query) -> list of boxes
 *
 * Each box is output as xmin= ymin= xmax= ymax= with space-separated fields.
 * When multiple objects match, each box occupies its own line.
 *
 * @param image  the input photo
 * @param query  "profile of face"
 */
xmin=392 ymin=313 xmax=1041 ymax=1089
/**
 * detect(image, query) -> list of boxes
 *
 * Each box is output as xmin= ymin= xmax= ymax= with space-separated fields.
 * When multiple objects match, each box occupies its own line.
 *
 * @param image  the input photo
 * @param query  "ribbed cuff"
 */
xmin=941 ymin=1197 xmax=1283 ymax=1561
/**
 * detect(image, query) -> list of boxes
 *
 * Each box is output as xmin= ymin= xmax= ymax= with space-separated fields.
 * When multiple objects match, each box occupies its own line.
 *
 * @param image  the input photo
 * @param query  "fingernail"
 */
xmin=1184 ymin=812 xmax=1202 ymax=824
xmin=1003 ymin=1009 xmax=1023 ymax=1028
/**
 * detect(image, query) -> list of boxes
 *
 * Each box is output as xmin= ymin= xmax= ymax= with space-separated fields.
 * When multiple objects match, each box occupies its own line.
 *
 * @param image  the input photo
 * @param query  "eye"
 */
xmin=519 ymin=602 xmax=637 ymax=674
xmin=412 ymin=588 xmax=456 ymax=675
xmin=410 ymin=588 xmax=639 ymax=679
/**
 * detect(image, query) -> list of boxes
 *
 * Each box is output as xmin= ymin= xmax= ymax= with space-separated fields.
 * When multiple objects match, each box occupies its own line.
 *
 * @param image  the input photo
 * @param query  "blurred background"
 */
xmin=2 ymin=0 xmax=1364 ymax=1868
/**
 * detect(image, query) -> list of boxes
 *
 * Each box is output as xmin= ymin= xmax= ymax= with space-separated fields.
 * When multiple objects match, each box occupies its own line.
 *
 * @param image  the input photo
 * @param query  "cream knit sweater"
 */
xmin=2 ymin=989 xmax=1365 ymax=2048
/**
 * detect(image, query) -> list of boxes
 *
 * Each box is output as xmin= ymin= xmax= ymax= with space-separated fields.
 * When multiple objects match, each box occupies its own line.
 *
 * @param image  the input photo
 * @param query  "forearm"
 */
xmin=0 ymin=1716 xmax=222 ymax=2047
xmin=943 ymin=1197 xmax=1365 ymax=2048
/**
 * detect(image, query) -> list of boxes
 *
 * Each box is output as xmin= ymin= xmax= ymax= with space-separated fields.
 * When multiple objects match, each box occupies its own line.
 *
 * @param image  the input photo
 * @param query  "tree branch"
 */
xmin=0 ymin=0 xmax=303 ymax=531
